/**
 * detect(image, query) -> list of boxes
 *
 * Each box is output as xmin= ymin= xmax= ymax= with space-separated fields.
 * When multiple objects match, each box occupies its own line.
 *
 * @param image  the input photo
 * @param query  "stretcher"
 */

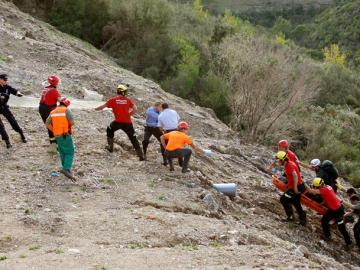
xmin=272 ymin=175 xmax=327 ymax=215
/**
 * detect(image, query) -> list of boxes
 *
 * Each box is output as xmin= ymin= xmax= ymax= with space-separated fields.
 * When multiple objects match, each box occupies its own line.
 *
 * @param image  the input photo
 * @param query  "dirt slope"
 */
xmin=0 ymin=1 xmax=359 ymax=269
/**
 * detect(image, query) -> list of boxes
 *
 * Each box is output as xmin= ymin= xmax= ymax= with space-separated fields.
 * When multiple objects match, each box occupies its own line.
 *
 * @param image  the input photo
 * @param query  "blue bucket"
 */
xmin=204 ymin=149 xmax=213 ymax=158
xmin=213 ymin=183 xmax=237 ymax=197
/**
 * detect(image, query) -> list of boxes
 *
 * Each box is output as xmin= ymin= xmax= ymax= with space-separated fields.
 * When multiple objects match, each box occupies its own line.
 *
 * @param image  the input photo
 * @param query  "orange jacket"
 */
xmin=49 ymin=106 xmax=70 ymax=136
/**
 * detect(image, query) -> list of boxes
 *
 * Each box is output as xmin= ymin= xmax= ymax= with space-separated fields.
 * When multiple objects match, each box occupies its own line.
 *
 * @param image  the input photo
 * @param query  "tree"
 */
xmin=323 ymin=44 xmax=346 ymax=67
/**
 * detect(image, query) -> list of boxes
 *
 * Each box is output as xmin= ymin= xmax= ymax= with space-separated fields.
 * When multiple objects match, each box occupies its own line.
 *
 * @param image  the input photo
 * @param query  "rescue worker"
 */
xmin=308 ymin=159 xmax=342 ymax=193
xmin=268 ymin=139 xmax=300 ymax=172
xmin=39 ymin=75 xmax=61 ymax=144
xmin=344 ymin=194 xmax=360 ymax=250
xmin=158 ymin=103 xmax=182 ymax=166
xmin=46 ymin=97 xmax=75 ymax=180
xmin=275 ymin=151 xmax=307 ymax=225
xmin=142 ymin=102 xmax=166 ymax=163
xmin=0 ymin=73 xmax=27 ymax=148
xmin=307 ymin=178 xmax=352 ymax=248
xmin=95 ymin=84 xmax=144 ymax=161
xmin=160 ymin=121 xmax=204 ymax=173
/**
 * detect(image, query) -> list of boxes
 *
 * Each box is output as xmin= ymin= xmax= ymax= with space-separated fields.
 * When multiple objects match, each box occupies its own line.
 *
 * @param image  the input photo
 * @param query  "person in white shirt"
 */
xmin=157 ymin=103 xmax=180 ymax=132
xmin=157 ymin=103 xmax=182 ymax=167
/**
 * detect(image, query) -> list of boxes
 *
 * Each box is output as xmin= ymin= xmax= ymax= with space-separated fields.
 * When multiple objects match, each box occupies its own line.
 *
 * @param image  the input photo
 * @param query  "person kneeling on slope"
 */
xmin=46 ymin=97 xmax=76 ymax=181
xmin=160 ymin=121 xmax=204 ymax=173
xmin=307 ymin=178 xmax=352 ymax=248
xmin=95 ymin=84 xmax=144 ymax=161
xmin=275 ymin=151 xmax=307 ymax=225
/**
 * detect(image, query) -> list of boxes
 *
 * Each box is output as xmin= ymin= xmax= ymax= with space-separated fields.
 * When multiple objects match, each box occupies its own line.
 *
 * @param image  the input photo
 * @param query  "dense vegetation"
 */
xmin=20 ymin=0 xmax=360 ymax=186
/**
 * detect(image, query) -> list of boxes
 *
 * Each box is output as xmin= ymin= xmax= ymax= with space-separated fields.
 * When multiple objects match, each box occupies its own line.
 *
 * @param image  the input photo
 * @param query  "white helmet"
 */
xmin=310 ymin=159 xmax=321 ymax=167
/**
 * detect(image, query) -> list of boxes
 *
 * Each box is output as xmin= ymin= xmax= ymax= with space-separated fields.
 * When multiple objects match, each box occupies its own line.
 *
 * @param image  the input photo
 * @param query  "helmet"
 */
xmin=278 ymin=139 xmax=289 ymax=149
xmin=59 ymin=97 xmax=70 ymax=107
xmin=312 ymin=177 xmax=324 ymax=188
xmin=310 ymin=159 xmax=321 ymax=167
xmin=275 ymin=151 xmax=287 ymax=161
xmin=117 ymin=84 xmax=128 ymax=95
xmin=48 ymin=75 xmax=60 ymax=86
xmin=178 ymin=121 xmax=189 ymax=130
xmin=0 ymin=74 xmax=8 ymax=81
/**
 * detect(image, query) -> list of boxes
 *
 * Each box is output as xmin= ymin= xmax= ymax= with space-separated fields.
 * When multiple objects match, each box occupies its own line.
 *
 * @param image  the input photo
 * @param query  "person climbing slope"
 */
xmin=307 ymin=159 xmax=343 ymax=193
xmin=0 ymin=73 xmax=27 ymax=148
xmin=307 ymin=178 xmax=352 ymax=249
xmin=160 ymin=121 xmax=204 ymax=173
xmin=95 ymin=84 xmax=144 ymax=161
xmin=345 ymin=194 xmax=360 ymax=250
xmin=275 ymin=151 xmax=307 ymax=225
xmin=46 ymin=97 xmax=75 ymax=181
xmin=39 ymin=75 xmax=62 ymax=144
xmin=142 ymin=102 xmax=166 ymax=163
xmin=268 ymin=139 xmax=300 ymax=172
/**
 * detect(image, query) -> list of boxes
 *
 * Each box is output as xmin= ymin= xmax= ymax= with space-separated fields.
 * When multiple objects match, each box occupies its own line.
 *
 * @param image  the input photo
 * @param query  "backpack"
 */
xmin=321 ymin=160 xmax=339 ymax=182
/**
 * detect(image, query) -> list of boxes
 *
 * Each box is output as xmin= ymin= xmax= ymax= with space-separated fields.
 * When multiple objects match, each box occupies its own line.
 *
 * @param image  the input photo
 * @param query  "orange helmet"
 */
xmin=60 ymin=97 xmax=70 ymax=107
xmin=178 ymin=121 xmax=189 ymax=130
xmin=48 ymin=75 xmax=60 ymax=87
xmin=278 ymin=139 xmax=289 ymax=149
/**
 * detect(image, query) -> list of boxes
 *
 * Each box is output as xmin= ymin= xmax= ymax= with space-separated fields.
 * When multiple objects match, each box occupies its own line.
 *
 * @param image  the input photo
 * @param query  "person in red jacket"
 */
xmin=39 ymin=75 xmax=61 ymax=144
xmin=307 ymin=178 xmax=352 ymax=248
xmin=95 ymin=84 xmax=144 ymax=161
xmin=269 ymin=139 xmax=300 ymax=172
xmin=275 ymin=151 xmax=307 ymax=225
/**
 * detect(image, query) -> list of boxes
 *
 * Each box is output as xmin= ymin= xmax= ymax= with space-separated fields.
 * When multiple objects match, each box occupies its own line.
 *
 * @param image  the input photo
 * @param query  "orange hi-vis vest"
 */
xmin=50 ymin=106 xmax=70 ymax=137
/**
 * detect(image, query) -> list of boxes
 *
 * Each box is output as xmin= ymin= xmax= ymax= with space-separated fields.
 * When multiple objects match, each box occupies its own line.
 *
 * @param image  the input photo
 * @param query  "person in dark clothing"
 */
xmin=309 ymin=159 xmax=341 ymax=193
xmin=308 ymin=178 xmax=352 ymax=248
xmin=95 ymin=84 xmax=144 ymax=161
xmin=142 ymin=102 xmax=166 ymax=163
xmin=39 ymin=75 xmax=61 ymax=144
xmin=0 ymin=74 xmax=27 ymax=148
xmin=345 ymin=195 xmax=360 ymax=250
xmin=275 ymin=151 xmax=307 ymax=225
xmin=347 ymin=188 xmax=357 ymax=198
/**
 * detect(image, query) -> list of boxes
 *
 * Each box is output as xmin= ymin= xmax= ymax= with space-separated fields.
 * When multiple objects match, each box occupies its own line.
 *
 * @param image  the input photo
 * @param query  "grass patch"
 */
xmin=210 ymin=240 xmax=223 ymax=249
xmin=29 ymin=245 xmax=41 ymax=251
xmin=0 ymin=256 xmax=7 ymax=261
xmin=127 ymin=242 xmax=146 ymax=249
xmin=47 ymin=149 xmax=58 ymax=156
xmin=180 ymin=243 xmax=199 ymax=251
xmin=100 ymin=178 xmax=115 ymax=185
xmin=19 ymin=254 xmax=27 ymax=259
xmin=158 ymin=195 xmax=167 ymax=201
xmin=239 ymin=261 xmax=246 ymax=266
xmin=47 ymin=248 xmax=64 ymax=254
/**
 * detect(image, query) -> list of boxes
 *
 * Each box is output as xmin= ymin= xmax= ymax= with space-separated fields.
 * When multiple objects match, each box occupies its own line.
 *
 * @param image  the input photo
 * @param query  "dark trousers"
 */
xmin=0 ymin=106 xmax=23 ymax=141
xmin=142 ymin=126 xmax=165 ymax=158
xmin=107 ymin=121 xmax=141 ymax=150
xmin=39 ymin=103 xmax=56 ymax=141
xmin=322 ymin=206 xmax=351 ymax=245
xmin=164 ymin=129 xmax=183 ymax=167
xmin=280 ymin=184 xmax=306 ymax=223
xmin=165 ymin=148 xmax=192 ymax=171
xmin=354 ymin=221 xmax=360 ymax=248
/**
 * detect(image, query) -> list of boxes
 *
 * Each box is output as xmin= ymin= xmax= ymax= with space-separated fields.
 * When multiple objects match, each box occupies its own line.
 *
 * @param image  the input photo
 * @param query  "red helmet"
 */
xmin=278 ymin=139 xmax=289 ymax=149
xmin=48 ymin=75 xmax=60 ymax=86
xmin=178 ymin=121 xmax=189 ymax=130
xmin=60 ymin=97 xmax=70 ymax=107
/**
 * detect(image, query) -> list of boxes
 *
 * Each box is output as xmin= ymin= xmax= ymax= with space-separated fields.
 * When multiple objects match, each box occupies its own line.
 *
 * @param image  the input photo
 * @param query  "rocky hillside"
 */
xmin=0 ymin=1 xmax=359 ymax=269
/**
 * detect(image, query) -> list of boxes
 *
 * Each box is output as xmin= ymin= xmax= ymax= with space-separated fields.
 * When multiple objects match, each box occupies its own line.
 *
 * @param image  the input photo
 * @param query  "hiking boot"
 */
xmin=182 ymin=168 xmax=191 ymax=174
xmin=60 ymin=169 xmax=76 ymax=182
xmin=281 ymin=216 xmax=294 ymax=223
xmin=344 ymin=244 xmax=353 ymax=252
xmin=136 ymin=148 xmax=145 ymax=161
xmin=5 ymin=140 xmax=12 ymax=149
xmin=320 ymin=235 xmax=331 ymax=242
xmin=20 ymin=132 xmax=27 ymax=143
xmin=169 ymin=159 xmax=174 ymax=171
xmin=299 ymin=212 xmax=307 ymax=226
xmin=106 ymin=137 xmax=114 ymax=153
